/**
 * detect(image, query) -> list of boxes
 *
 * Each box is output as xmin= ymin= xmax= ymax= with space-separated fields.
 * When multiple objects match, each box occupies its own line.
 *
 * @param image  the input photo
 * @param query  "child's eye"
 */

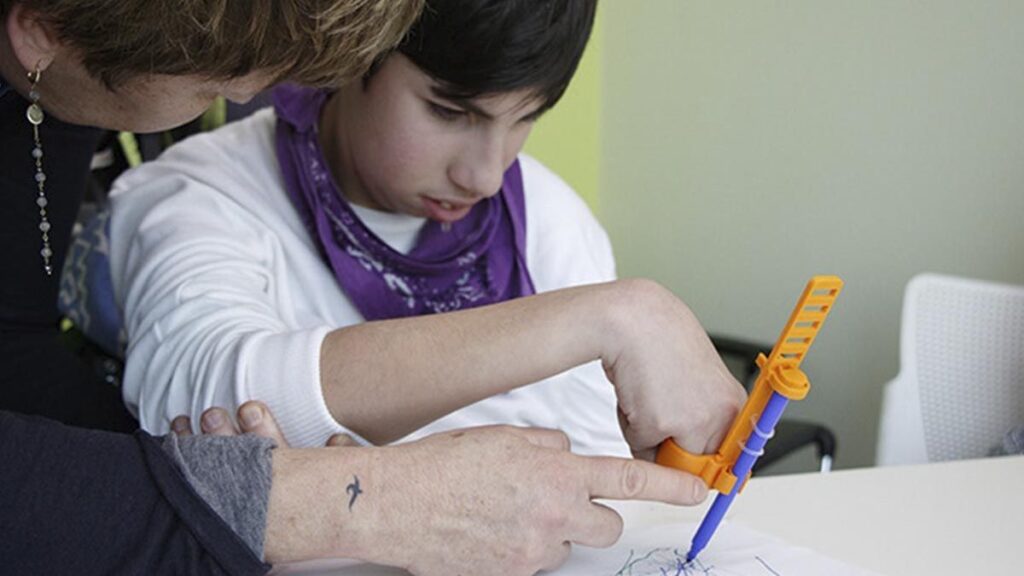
xmin=428 ymin=101 xmax=466 ymax=122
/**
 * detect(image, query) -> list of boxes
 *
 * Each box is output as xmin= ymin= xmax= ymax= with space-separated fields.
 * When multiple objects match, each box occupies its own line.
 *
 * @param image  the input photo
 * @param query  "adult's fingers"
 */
xmin=505 ymin=426 xmax=572 ymax=451
xmin=446 ymin=425 xmax=572 ymax=451
xmin=566 ymin=501 xmax=624 ymax=548
xmin=171 ymin=416 xmax=194 ymax=437
xmin=200 ymin=407 xmax=238 ymax=436
xmin=537 ymin=541 xmax=573 ymax=574
xmin=326 ymin=433 xmax=360 ymax=447
xmin=237 ymin=401 xmax=289 ymax=447
xmin=579 ymin=455 xmax=708 ymax=506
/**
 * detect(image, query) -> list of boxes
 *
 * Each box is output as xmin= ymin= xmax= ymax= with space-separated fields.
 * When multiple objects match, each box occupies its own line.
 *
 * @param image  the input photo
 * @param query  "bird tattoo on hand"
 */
xmin=346 ymin=475 xmax=363 ymax=511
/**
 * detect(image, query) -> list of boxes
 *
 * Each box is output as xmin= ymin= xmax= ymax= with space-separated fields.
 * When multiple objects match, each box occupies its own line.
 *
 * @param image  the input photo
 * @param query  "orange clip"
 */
xmin=656 ymin=276 xmax=843 ymax=493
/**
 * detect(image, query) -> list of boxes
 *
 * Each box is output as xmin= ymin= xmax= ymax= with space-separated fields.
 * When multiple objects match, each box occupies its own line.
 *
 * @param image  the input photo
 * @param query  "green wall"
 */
xmin=600 ymin=1 xmax=1024 ymax=470
xmin=520 ymin=2 xmax=1024 ymax=470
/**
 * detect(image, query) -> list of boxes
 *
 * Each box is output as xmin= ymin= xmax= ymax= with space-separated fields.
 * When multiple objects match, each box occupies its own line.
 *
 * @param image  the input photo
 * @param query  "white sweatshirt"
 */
xmin=109 ymin=108 xmax=628 ymax=456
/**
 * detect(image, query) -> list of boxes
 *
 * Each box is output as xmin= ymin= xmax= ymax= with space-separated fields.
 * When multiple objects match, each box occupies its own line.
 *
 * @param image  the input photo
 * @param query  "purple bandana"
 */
xmin=273 ymin=85 xmax=535 ymax=321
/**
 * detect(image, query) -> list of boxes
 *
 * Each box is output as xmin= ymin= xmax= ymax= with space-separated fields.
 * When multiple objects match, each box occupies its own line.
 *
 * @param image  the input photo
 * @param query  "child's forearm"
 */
xmin=319 ymin=277 xmax=746 ymax=459
xmin=318 ymin=281 xmax=625 ymax=445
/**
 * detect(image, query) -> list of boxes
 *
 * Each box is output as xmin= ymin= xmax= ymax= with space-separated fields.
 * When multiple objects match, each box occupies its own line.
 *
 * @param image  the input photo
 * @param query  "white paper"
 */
xmin=273 ymin=521 xmax=881 ymax=576
xmin=557 ymin=521 xmax=880 ymax=576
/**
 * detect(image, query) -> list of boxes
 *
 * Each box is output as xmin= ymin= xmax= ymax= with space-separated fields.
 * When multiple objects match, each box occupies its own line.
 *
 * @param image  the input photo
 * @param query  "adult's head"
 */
xmin=0 ymin=0 xmax=423 ymax=131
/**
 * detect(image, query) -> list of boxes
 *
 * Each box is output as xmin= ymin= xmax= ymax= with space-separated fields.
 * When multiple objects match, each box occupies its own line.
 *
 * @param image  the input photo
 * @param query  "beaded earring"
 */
xmin=26 ymin=64 xmax=52 ymax=276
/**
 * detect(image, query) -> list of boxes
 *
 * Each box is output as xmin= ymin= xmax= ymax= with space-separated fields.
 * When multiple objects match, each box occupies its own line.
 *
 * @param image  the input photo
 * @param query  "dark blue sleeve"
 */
xmin=0 ymin=410 xmax=271 ymax=576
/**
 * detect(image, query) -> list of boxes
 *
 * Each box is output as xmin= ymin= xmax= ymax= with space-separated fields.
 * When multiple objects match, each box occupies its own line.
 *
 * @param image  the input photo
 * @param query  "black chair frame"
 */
xmin=710 ymin=335 xmax=836 ymax=473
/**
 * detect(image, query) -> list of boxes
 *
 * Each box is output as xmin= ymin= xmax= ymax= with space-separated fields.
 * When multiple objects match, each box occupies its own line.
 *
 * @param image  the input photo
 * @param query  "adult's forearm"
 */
xmin=161 ymin=433 xmax=276 ymax=560
xmin=0 ymin=411 xmax=268 ymax=574
xmin=262 ymin=447 xmax=379 ymax=564
xmin=319 ymin=281 xmax=626 ymax=445
xmin=262 ymin=425 xmax=712 ymax=574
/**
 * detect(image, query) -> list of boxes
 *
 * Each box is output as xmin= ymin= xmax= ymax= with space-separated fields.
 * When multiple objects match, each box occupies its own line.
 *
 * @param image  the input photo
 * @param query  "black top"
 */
xmin=1 ymin=74 xmax=267 ymax=574
xmin=0 ymin=73 xmax=136 ymax=431
xmin=0 ymin=410 xmax=270 ymax=575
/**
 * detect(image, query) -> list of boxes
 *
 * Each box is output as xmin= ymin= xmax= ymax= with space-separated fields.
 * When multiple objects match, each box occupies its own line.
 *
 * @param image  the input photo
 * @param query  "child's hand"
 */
xmin=600 ymin=279 xmax=748 ymax=461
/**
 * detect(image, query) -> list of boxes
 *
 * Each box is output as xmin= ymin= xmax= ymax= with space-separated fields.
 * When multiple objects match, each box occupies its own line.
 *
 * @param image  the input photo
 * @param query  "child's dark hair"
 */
xmin=393 ymin=0 xmax=597 ymax=115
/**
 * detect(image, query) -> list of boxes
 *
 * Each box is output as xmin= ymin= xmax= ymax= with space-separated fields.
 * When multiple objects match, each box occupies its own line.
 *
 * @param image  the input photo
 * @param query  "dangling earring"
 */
xmin=26 ymin=64 xmax=52 ymax=276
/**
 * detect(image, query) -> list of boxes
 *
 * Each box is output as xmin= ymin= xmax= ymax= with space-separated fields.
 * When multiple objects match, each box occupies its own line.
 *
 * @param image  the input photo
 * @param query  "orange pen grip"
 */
xmin=656 ymin=438 xmax=743 ymax=494
xmin=655 ymin=276 xmax=843 ymax=492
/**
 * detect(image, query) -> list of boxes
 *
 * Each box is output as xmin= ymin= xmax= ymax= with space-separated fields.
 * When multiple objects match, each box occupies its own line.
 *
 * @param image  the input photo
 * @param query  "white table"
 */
xmin=613 ymin=455 xmax=1024 ymax=576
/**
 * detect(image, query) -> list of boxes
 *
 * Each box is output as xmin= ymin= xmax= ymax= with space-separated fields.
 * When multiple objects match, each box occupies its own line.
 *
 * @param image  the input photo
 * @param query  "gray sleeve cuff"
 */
xmin=161 ymin=433 xmax=276 ymax=560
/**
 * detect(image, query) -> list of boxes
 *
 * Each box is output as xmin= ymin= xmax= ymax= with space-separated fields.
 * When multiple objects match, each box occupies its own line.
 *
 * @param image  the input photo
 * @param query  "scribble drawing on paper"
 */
xmin=614 ymin=548 xmax=783 ymax=576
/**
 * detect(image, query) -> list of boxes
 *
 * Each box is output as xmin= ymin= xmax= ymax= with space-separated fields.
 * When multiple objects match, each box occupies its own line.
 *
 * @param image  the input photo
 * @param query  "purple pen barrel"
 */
xmin=685 ymin=391 xmax=791 ymax=563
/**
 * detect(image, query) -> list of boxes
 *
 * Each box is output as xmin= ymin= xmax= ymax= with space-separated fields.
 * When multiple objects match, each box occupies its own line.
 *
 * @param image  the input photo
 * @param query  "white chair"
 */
xmin=876 ymin=273 xmax=1024 ymax=465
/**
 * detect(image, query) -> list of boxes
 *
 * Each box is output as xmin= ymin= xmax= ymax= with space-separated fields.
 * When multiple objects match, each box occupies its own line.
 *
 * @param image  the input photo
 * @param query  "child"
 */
xmin=107 ymin=0 xmax=744 ymax=455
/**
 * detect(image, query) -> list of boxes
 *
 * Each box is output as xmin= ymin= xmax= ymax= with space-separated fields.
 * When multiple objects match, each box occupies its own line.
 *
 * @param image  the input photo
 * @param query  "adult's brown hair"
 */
xmin=1 ymin=0 xmax=423 ymax=88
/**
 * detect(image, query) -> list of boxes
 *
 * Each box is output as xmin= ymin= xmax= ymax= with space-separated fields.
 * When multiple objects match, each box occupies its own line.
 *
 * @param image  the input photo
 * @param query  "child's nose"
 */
xmin=450 ymin=142 xmax=506 ymax=200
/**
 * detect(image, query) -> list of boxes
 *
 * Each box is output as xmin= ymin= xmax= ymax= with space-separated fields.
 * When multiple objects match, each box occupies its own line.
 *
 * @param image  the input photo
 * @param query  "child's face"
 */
xmin=321 ymin=54 xmax=542 ymax=223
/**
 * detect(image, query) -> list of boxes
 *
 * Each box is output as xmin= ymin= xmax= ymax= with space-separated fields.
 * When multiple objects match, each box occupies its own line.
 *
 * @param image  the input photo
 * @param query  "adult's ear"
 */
xmin=5 ymin=2 xmax=61 ymax=76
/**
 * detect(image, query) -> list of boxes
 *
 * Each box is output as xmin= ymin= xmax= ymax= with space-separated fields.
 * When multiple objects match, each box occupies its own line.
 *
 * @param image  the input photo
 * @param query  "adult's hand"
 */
xmin=600 ymin=279 xmax=747 ymax=460
xmin=264 ymin=425 xmax=709 ymax=574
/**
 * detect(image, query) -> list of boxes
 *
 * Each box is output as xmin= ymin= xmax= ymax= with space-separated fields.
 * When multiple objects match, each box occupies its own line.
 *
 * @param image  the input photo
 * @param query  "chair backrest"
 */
xmin=876 ymin=273 xmax=1024 ymax=465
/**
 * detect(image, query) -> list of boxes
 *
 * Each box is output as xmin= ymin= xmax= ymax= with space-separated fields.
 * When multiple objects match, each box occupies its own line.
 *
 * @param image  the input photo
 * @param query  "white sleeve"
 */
xmin=519 ymin=155 xmax=629 ymax=457
xmin=108 ymin=123 xmax=348 ymax=448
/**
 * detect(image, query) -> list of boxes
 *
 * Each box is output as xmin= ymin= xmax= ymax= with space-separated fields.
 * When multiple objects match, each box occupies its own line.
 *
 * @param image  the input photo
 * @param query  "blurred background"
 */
xmin=525 ymin=0 xmax=1024 ymax=471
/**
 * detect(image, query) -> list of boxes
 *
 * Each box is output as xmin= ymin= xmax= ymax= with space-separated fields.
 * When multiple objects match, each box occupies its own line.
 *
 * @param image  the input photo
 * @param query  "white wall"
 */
xmin=600 ymin=1 xmax=1024 ymax=469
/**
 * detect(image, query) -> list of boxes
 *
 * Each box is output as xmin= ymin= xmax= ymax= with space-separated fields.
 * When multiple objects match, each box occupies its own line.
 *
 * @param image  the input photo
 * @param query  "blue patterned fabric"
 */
xmin=59 ymin=209 xmax=125 ymax=357
xmin=992 ymin=425 xmax=1024 ymax=456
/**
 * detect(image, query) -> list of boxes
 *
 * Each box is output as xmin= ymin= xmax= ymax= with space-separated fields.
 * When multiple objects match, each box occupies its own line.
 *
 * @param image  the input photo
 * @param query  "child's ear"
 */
xmin=5 ymin=2 xmax=62 ymax=76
